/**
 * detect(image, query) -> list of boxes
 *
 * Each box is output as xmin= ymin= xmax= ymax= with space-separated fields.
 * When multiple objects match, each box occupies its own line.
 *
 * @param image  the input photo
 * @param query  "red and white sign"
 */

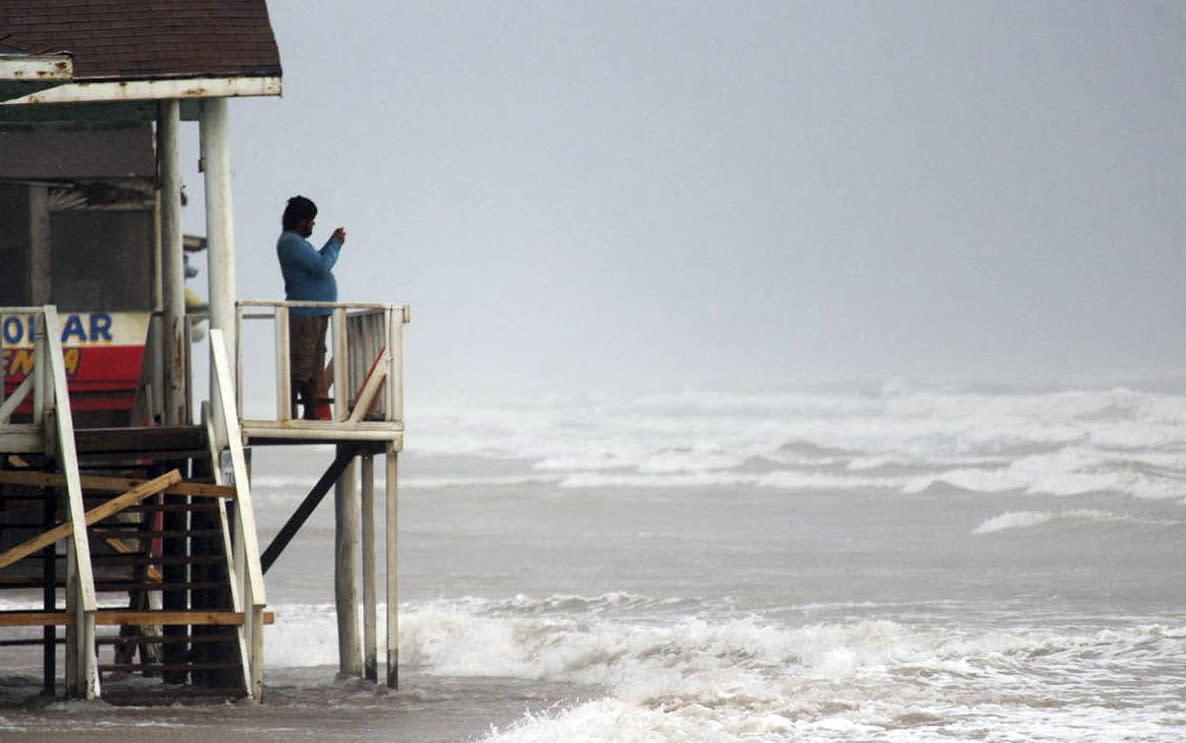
xmin=2 ymin=312 xmax=150 ymax=412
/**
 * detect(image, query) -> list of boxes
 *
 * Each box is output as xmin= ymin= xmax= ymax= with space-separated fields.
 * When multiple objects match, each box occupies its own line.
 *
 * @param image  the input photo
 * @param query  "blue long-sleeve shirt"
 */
xmin=277 ymin=230 xmax=341 ymax=316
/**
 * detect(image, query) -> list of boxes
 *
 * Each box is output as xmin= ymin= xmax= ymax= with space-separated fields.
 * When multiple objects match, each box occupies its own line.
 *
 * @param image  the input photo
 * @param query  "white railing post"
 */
xmin=41 ymin=307 xmax=100 ymax=699
xmin=387 ymin=305 xmax=406 ymax=424
xmin=202 ymin=403 xmax=252 ymax=697
xmin=235 ymin=304 xmax=245 ymax=422
xmin=33 ymin=311 xmax=46 ymax=423
xmin=275 ymin=306 xmax=291 ymax=421
xmin=209 ymin=328 xmax=267 ymax=699
xmin=332 ymin=307 xmax=348 ymax=422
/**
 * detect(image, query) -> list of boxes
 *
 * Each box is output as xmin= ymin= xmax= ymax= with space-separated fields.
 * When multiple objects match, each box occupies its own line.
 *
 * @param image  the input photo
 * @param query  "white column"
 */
xmin=362 ymin=452 xmax=377 ymax=682
xmin=385 ymin=442 xmax=399 ymax=688
xmin=159 ymin=99 xmax=187 ymax=425
xmin=201 ymin=97 xmax=236 ymax=411
xmin=335 ymin=448 xmax=362 ymax=676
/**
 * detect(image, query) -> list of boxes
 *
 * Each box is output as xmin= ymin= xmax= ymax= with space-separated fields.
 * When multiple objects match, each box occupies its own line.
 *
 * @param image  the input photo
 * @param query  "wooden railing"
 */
xmin=0 ymin=306 xmax=100 ymax=698
xmin=234 ymin=301 xmax=409 ymax=442
xmin=207 ymin=328 xmax=267 ymax=699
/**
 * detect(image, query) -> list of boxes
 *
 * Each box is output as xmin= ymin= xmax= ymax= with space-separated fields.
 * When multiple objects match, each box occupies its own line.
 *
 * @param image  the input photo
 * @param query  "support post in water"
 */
xmin=362 ymin=452 xmax=377 ymax=682
xmin=385 ymin=441 xmax=399 ymax=688
xmin=335 ymin=443 xmax=361 ymax=676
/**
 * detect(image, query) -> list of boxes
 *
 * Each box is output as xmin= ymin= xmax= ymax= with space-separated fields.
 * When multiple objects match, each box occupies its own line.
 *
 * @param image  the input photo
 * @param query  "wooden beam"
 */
xmin=348 ymin=349 xmax=389 ymax=423
xmin=96 ymin=611 xmax=245 ymax=626
xmin=0 ymin=610 xmax=276 ymax=627
xmin=0 ymin=470 xmax=234 ymax=499
xmin=0 ymin=470 xmax=181 ymax=570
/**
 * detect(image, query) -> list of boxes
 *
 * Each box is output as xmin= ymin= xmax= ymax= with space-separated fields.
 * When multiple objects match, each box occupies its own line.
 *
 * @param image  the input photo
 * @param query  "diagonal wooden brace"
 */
xmin=0 ymin=469 xmax=182 ymax=571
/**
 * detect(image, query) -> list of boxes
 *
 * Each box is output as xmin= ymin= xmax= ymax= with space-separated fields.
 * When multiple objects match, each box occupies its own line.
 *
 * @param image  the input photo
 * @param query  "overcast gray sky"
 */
xmin=186 ymin=1 xmax=1186 ymax=396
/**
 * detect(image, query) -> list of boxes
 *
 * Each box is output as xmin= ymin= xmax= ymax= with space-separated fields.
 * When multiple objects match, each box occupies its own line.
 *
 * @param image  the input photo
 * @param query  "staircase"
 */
xmin=0 ymin=309 xmax=266 ymax=702
xmin=0 ymin=430 xmax=260 ymax=701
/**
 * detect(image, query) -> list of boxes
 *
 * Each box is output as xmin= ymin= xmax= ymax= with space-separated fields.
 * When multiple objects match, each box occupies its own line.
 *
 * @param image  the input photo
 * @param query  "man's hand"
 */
xmin=333 ymin=227 xmax=347 ymax=244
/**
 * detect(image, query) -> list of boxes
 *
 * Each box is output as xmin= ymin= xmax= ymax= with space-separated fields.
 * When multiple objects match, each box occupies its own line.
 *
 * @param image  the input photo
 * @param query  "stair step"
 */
xmin=0 ymin=578 xmax=226 ymax=592
xmin=121 ymin=502 xmax=221 ymax=513
xmin=99 ymin=687 xmax=248 ymax=703
xmin=95 ymin=632 xmax=234 ymax=646
xmin=100 ymin=662 xmax=239 ymax=673
xmin=90 ymin=528 xmax=223 ymax=539
xmin=94 ymin=581 xmax=227 ymax=592
xmin=92 ymin=554 xmax=224 ymax=566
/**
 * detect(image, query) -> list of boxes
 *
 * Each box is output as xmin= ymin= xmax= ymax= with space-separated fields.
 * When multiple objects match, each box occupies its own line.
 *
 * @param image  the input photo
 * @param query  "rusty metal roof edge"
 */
xmin=0 ymin=52 xmax=74 ymax=81
xmin=1 ymin=75 xmax=282 ymax=106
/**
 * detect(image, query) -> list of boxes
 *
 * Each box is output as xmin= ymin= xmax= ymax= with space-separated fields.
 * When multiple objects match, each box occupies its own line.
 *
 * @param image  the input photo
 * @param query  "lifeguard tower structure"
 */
xmin=0 ymin=1 xmax=406 ymax=702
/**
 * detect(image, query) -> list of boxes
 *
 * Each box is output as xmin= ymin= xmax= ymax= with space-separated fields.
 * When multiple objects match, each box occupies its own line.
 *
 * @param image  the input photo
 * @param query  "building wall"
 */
xmin=0 ymin=122 xmax=157 ymax=312
xmin=51 ymin=211 xmax=155 ymax=311
xmin=0 ymin=184 xmax=32 ymax=306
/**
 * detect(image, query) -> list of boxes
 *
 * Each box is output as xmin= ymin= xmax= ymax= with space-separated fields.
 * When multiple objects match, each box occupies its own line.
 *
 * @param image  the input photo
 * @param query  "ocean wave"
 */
xmin=253 ymin=593 xmax=1186 ymax=741
xmin=249 ymin=387 xmax=1186 ymax=503
xmin=558 ymin=471 xmax=758 ymax=489
xmin=903 ymin=449 xmax=1186 ymax=499
xmin=972 ymin=509 xmax=1183 ymax=535
xmin=555 ymin=469 xmax=909 ymax=490
xmin=384 ymin=595 xmax=1186 ymax=743
xmin=408 ymin=387 xmax=1186 ymax=466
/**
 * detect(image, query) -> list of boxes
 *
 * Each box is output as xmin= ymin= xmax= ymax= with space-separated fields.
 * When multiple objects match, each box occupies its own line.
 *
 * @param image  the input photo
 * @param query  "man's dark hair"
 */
xmin=282 ymin=195 xmax=318 ymax=230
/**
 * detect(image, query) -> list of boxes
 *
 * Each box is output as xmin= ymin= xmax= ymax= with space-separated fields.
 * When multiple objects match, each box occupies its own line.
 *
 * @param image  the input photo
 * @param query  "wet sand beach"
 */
xmin=1 ymin=667 xmax=586 ymax=743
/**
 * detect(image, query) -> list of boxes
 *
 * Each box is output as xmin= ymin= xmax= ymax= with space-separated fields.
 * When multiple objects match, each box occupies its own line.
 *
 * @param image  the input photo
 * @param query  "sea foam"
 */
xmin=379 ymin=595 xmax=1186 ymax=743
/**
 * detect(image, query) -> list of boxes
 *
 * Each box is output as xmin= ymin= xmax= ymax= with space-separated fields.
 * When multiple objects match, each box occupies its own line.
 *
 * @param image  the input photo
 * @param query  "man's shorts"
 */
xmin=289 ymin=314 xmax=329 ymax=384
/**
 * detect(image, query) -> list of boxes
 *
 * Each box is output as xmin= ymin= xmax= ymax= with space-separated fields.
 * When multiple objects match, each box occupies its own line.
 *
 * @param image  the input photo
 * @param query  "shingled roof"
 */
xmin=0 ymin=0 xmax=281 ymax=82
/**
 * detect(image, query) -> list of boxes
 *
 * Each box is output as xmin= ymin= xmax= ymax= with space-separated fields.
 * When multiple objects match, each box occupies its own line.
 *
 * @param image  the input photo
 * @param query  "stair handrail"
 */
xmin=207 ymin=328 xmax=267 ymax=699
xmin=39 ymin=306 xmax=101 ymax=699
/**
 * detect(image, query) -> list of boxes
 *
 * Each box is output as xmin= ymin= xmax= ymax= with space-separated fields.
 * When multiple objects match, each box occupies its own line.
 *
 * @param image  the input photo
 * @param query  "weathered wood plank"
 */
xmin=0 ymin=470 xmax=181 ymax=570
xmin=0 ymin=426 xmax=44 ymax=454
xmin=0 ymin=610 xmax=276 ymax=627
xmin=0 ymin=470 xmax=235 ymax=498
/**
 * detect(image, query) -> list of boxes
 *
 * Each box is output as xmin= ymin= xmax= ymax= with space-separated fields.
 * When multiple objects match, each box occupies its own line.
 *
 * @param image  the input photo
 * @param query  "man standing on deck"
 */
xmin=276 ymin=195 xmax=346 ymax=419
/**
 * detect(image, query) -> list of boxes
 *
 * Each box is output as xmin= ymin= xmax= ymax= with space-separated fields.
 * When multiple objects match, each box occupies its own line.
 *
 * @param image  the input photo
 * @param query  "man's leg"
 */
xmin=289 ymin=315 xmax=319 ymax=418
xmin=301 ymin=315 xmax=330 ymax=420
